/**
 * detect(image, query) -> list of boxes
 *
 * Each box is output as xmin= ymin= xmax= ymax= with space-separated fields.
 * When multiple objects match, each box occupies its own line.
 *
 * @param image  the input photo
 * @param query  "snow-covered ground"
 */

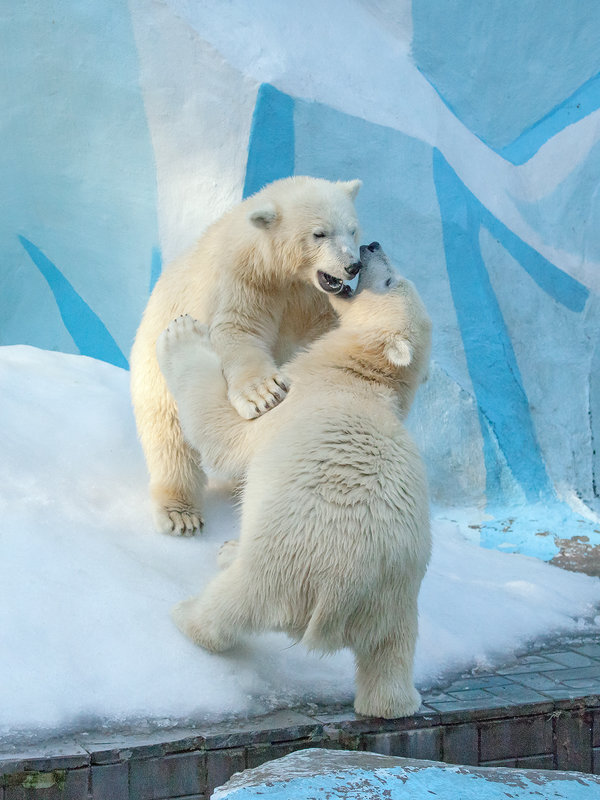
xmin=1 ymin=344 xmax=599 ymax=741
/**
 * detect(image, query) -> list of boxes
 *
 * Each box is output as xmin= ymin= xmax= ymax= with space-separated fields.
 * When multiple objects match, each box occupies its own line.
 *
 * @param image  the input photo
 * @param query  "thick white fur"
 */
xmin=130 ymin=176 xmax=362 ymax=536
xmin=157 ymin=256 xmax=432 ymax=719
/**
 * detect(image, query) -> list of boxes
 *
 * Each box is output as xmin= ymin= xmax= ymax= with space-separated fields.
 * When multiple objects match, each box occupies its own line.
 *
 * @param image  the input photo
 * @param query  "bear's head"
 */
xmin=246 ymin=176 xmax=362 ymax=293
xmin=328 ymin=242 xmax=432 ymax=409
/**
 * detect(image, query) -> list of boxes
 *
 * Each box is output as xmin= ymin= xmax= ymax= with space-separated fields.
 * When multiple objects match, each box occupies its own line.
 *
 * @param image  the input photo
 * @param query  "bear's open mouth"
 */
xmin=317 ymin=270 xmax=354 ymax=296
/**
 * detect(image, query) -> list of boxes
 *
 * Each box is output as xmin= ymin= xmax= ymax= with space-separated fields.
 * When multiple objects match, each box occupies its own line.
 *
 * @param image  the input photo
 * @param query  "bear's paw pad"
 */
xmin=157 ymin=314 xmax=209 ymax=365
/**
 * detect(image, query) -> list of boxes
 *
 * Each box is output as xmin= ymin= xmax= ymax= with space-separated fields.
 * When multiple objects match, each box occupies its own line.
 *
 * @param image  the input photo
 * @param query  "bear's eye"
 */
xmin=349 ymin=228 xmax=357 ymax=237
xmin=313 ymin=231 xmax=326 ymax=239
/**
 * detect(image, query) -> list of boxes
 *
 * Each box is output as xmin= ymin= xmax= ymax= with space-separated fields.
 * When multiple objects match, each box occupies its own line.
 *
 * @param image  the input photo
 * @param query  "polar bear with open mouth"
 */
xmin=130 ymin=176 xmax=362 ymax=536
xmin=157 ymin=243 xmax=432 ymax=719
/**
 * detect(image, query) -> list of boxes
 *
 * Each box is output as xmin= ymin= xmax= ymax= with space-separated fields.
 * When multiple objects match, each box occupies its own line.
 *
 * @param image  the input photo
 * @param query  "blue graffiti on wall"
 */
xmin=243 ymin=83 xmax=295 ymax=198
xmin=3 ymin=0 xmax=599 ymax=559
xmin=19 ymin=237 xmax=129 ymax=369
xmin=501 ymin=70 xmax=600 ymax=165
xmin=430 ymin=151 xmax=599 ymax=558
xmin=411 ymin=0 xmax=600 ymax=156
xmin=0 ymin=1 xmax=159 ymax=365
xmin=241 ymin=80 xmax=600 ymax=559
xmin=432 ymin=150 xmax=589 ymax=504
xmin=149 ymin=247 xmax=163 ymax=294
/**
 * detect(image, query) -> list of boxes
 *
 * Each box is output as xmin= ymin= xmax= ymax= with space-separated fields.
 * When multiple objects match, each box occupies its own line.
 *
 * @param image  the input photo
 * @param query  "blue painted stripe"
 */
xmin=243 ymin=83 xmax=295 ymax=199
xmin=413 ymin=64 xmax=495 ymax=155
xmin=477 ymin=409 xmax=511 ymax=505
xmin=149 ymin=245 xmax=162 ymax=293
xmin=433 ymin=151 xmax=553 ymax=503
xmin=480 ymin=208 xmax=588 ymax=313
xmin=19 ymin=236 xmax=129 ymax=369
xmin=502 ymin=70 xmax=600 ymax=165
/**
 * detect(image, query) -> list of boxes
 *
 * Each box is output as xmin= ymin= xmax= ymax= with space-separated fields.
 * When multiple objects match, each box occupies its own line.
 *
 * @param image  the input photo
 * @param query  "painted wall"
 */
xmin=2 ymin=0 xmax=600 ymax=559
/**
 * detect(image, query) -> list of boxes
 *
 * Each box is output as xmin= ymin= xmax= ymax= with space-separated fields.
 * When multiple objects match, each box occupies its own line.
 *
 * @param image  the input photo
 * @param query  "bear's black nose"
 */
xmin=346 ymin=262 xmax=361 ymax=277
xmin=367 ymin=241 xmax=380 ymax=252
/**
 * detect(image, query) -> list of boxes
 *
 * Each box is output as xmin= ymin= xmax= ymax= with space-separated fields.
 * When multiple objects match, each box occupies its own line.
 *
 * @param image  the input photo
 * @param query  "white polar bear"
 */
xmin=130 ymin=176 xmax=362 ymax=536
xmin=157 ymin=244 xmax=432 ymax=719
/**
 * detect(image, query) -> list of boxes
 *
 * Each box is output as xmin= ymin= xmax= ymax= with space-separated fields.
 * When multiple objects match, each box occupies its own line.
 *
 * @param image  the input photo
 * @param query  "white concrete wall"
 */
xmin=2 ymin=0 xmax=600 ymax=557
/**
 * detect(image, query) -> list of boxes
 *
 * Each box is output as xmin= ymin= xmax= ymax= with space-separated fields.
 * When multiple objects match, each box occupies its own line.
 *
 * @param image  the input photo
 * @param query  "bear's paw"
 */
xmin=171 ymin=598 xmax=233 ymax=652
xmin=154 ymin=504 xmax=204 ymax=537
xmin=217 ymin=539 xmax=240 ymax=570
xmin=354 ymin=684 xmax=421 ymax=720
xmin=228 ymin=373 xmax=290 ymax=419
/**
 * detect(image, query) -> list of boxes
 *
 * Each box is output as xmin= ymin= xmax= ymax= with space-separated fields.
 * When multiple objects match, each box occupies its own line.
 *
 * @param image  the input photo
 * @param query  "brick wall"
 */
xmin=2 ymin=697 xmax=599 ymax=799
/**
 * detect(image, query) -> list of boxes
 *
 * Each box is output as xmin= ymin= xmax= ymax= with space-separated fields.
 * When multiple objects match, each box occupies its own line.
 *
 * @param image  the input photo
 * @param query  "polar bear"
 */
xmin=157 ymin=244 xmax=432 ymax=719
xmin=130 ymin=176 xmax=362 ymax=536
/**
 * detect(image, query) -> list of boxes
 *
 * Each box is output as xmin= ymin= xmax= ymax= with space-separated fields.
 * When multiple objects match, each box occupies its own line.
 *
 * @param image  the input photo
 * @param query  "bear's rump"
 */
xmin=298 ymin=568 xmax=413 ymax=653
xmin=241 ymin=521 xmax=419 ymax=654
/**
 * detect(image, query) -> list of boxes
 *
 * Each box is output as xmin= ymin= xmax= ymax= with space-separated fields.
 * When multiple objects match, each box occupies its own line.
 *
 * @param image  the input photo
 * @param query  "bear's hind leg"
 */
xmin=131 ymin=310 xmax=207 ymax=536
xmin=150 ymin=452 xmax=206 ymax=537
xmin=353 ymin=596 xmax=421 ymax=719
xmin=354 ymin=637 xmax=421 ymax=719
xmin=172 ymin=560 xmax=256 ymax=652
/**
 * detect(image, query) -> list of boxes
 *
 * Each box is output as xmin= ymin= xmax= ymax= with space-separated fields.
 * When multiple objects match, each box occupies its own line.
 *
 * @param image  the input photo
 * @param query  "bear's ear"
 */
xmin=384 ymin=334 xmax=412 ymax=367
xmin=340 ymin=179 xmax=362 ymax=201
xmin=248 ymin=201 xmax=279 ymax=230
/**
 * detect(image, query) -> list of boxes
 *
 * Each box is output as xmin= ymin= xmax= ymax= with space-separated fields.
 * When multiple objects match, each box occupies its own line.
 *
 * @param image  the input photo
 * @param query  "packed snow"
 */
xmin=1 ymin=345 xmax=599 ymax=741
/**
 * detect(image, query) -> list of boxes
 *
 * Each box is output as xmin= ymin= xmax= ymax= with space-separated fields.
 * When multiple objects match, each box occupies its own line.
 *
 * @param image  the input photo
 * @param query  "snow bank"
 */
xmin=1 ymin=345 xmax=599 ymax=739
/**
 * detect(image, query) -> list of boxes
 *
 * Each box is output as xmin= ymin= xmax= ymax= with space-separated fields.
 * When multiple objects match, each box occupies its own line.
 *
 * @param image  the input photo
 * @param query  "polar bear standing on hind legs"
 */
xmin=130 ymin=176 xmax=362 ymax=536
xmin=157 ymin=245 xmax=432 ymax=719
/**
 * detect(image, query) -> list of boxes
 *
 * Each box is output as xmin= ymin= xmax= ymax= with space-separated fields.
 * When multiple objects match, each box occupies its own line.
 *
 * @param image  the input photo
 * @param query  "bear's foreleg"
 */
xmin=157 ymin=315 xmax=262 ymax=478
xmin=210 ymin=288 xmax=290 ymax=420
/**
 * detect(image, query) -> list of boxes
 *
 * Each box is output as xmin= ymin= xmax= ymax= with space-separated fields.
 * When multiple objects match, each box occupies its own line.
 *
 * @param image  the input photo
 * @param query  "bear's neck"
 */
xmin=301 ymin=330 xmax=401 ymax=394
xmin=243 ymin=235 xmax=302 ymax=284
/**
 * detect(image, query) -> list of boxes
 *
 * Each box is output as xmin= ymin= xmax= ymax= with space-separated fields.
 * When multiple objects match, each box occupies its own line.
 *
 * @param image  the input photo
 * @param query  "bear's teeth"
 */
xmin=324 ymin=273 xmax=342 ymax=288
xmin=318 ymin=271 xmax=345 ymax=293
